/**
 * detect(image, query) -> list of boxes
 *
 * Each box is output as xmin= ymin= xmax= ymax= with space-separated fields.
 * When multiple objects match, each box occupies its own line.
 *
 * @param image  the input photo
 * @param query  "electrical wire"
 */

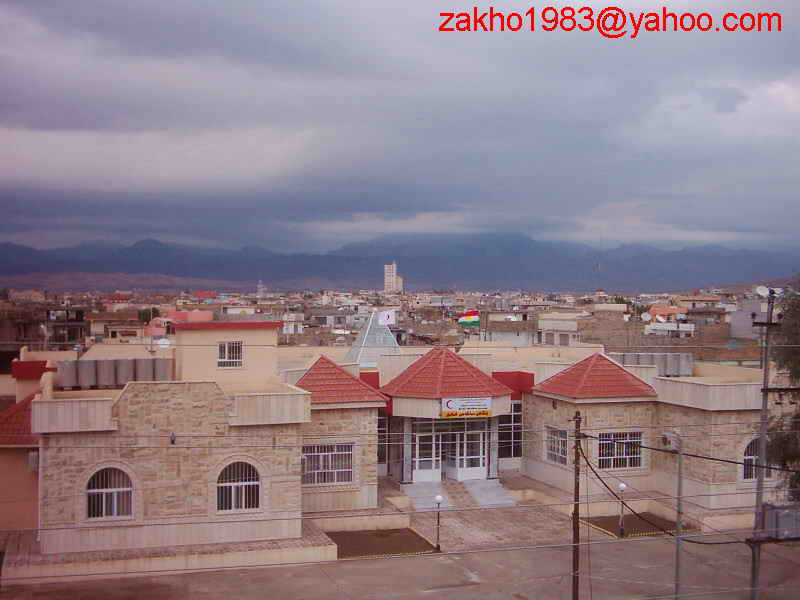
xmin=578 ymin=443 xmax=741 ymax=546
xmin=581 ymin=432 xmax=800 ymax=475
xmin=0 ymin=526 xmax=785 ymax=584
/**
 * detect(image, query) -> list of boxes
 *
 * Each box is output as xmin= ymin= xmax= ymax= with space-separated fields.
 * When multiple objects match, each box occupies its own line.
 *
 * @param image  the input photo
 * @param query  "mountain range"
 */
xmin=1 ymin=234 xmax=798 ymax=292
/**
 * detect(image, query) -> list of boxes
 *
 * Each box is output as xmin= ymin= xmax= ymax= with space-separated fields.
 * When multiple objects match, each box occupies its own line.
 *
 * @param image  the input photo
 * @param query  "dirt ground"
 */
xmin=584 ymin=511 xmax=700 ymax=538
xmin=326 ymin=529 xmax=435 ymax=558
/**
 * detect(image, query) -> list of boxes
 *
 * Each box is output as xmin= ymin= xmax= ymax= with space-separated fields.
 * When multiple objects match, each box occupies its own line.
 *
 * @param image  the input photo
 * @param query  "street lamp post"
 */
xmin=434 ymin=494 xmax=443 ymax=552
xmin=618 ymin=482 xmax=627 ymax=538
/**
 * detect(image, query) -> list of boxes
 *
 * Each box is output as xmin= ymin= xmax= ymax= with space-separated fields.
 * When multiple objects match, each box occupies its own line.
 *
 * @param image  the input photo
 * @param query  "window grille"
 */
xmin=499 ymin=401 xmax=523 ymax=458
xmin=218 ymin=341 xmax=243 ymax=368
xmin=743 ymin=439 xmax=773 ymax=480
xmin=598 ymin=432 xmax=642 ymax=469
xmin=87 ymin=468 xmax=132 ymax=518
xmin=546 ymin=426 xmax=568 ymax=465
xmin=377 ymin=417 xmax=388 ymax=465
xmin=302 ymin=444 xmax=354 ymax=485
xmin=217 ymin=462 xmax=260 ymax=511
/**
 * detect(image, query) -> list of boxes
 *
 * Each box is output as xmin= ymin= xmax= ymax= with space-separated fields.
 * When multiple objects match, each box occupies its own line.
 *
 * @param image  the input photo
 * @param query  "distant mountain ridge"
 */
xmin=1 ymin=234 xmax=798 ymax=292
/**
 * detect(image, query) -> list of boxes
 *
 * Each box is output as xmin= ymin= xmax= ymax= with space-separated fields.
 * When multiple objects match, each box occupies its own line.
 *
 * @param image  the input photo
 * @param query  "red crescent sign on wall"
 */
xmin=440 ymin=397 xmax=492 ymax=419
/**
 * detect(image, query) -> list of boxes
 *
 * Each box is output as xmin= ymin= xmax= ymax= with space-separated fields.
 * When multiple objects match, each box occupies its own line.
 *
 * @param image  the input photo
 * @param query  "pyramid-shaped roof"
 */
xmin=535 ymin=353 xmax=656 ymax=399
xmin=295 ymin=356 xmax=388 ymax=405
xmin=0 ymin=395 xmax=38 ymax=446
xmin=344 ymin=311 xmax=399 ymax=368
xmin=380 ymin=348 xmax=514 ymax=399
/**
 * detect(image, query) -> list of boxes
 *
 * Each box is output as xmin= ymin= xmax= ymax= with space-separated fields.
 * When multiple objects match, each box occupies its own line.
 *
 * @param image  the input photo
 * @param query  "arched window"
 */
xmin=217 ymin=462 xmax=260 ymax=511
xmin=87 ymin=468 xmax=132 ymax=518
xmin=743 ymin=439 xmax=773 ymax=481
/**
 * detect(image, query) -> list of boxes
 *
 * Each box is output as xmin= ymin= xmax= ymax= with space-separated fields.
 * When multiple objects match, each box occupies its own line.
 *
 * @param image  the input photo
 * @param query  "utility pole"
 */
xmin=667 ymin=431 xmax=684 ymax=600
xmin=572 ymin=410 xmax=582 ymax=600
xmin=750 ymin=288 xmax=776 ymax=600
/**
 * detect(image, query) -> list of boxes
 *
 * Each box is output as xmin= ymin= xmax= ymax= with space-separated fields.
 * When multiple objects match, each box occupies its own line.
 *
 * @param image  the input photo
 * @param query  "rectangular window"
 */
xmin=87 ymin=490 xmax=132 ymax=518
xmin=499 ymin=401 xmax=522 ymax=458
xmin=546 ymin=426 xmax=568 ymax=465
xmin=217 ymin=341 xmax=243 ymax=368
xmin=377 ymin=416 xmax=388 ymax=465
xmin=598 ymin=432 xmax=642 ymax=469
xmin=302 ymin=444 xmax=354 ymax=485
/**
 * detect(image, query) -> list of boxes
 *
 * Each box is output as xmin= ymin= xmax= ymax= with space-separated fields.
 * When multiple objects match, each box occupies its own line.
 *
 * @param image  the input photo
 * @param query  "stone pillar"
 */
xmin=488 ymin=416 xmax=499 ymax=479
xmin=402 ymin=417 xmax=413 ymax=483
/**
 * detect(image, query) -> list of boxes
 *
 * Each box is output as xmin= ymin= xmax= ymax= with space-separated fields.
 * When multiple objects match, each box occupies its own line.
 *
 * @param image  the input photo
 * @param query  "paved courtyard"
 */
xmin=411 ymin=503 xmax=572 ymax=551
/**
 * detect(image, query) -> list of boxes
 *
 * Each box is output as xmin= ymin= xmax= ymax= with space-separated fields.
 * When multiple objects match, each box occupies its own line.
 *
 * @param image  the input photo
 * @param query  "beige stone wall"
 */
xmin=522 ymin=391 xmax=784 ymax=511
xmin=522 ymin=393 xmax=657 ymax=495
xmin=39 ymin=381 xmax=302 ymax=554
xmin=299 ymin=407 xmax=378 ymax=512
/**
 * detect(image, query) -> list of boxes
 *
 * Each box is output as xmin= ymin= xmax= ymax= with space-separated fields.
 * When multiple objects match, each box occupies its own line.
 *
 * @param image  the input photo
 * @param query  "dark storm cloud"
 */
xmin=1 ymin=1 xmax=799 ymax=251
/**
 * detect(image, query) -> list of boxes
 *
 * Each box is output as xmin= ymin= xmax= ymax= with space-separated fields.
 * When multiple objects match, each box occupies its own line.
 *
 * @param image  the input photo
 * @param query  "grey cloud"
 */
xmin=0 ymin=1 xmax=799 ymax=253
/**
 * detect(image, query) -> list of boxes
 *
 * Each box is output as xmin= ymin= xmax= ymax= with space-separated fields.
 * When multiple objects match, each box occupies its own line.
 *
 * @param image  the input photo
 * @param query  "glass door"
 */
xmin=412 ymin=433 xmax=442 ymax=482
xmin=448 ymin=432 xmax=487 ymax=480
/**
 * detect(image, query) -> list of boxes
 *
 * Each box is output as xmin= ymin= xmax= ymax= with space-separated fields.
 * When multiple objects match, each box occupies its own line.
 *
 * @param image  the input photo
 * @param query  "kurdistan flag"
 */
xmin=458 ymin=310 xmax=480 ymax=326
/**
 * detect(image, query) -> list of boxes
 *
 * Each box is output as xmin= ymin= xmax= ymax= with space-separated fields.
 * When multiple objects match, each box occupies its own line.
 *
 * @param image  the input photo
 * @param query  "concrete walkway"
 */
xmin=463 ymin=479 xmax=516 ymax=507
xmin=401 ymin=482 xmax=451 ymax=510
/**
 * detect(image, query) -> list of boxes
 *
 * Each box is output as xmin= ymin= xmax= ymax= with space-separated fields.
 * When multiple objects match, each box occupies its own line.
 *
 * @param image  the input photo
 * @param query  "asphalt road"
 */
xmin=3 ymin=534 xmax=799 ymax=600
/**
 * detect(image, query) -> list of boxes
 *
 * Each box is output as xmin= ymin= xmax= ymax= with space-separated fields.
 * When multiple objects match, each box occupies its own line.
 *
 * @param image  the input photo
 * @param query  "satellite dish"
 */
xmin=157 ymin=338 xmax=172 ymax=349
xmin=755 ymin=286 xmax=770 ymax=298
xmin=641 ymin=313 xmax=652 ymax=322
xmin=656 ymin=315 xmax=666 ymax=323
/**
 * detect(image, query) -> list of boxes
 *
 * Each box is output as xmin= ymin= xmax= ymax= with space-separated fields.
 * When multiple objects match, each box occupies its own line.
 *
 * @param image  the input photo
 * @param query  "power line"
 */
xmin=582 ymin=432 xmax=800 ymax=476
xmin=1 ymin=420 xmax=792 ymax=438
xmin=4 ymin=486 xmax=797 ymax=532
xmin=5 ymin=340 xmax=800 ymax=348
xmin=579 ymin=443 xmax=739 ymax=546
xmin=0 ymin=527 xmax=784 ymax=584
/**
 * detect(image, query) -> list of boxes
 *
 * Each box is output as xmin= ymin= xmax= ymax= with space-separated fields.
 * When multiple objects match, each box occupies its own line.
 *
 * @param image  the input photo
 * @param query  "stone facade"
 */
xmin=299 ymin=407 xmax=379 ymax=512
xmin=523 ymin=391 xmax=785 ymax=511
xmin=39 ymin=381 xmax=303 ymax=554
xmin=523 ymin=394 xmax=657 ymax=495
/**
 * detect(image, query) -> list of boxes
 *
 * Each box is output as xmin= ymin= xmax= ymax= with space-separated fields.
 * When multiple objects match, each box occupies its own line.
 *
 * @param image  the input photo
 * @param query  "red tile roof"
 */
xmin=11 ymin=360 xmax=54 ymax=381
xmin=295 ymin=356 xmax=389 ymax=405
xmin=174 ymin=321 xmax=282 ymax=331
xmin=0 ymin=395 xmax=38 ymax=446
xmin=380 ymin=348 xmax=514 ymax=399
xmin=534 ymin=353 xmax=656 ymax=399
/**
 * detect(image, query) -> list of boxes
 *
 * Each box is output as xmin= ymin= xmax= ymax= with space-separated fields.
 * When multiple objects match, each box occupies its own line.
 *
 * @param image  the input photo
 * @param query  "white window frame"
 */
xmin=598 ymin=431 xmax=642 ymax=470
xmin=743 ymin=439 xmax=773 ymax=481
xmin=377 ymin=416 xmax=388 ymax=466
xmin=545 ymin=426 xmax=568 ymax=465
xmin=217 ymin=461 xmax=260 ymax=511
xmin=87 ymin=468 xmax=133 ymax=519
xmin=302 ymin=443 xmax=354 ymax=485
xmin=499 ymin=401 xmax=523 ymax=459
xmin=217 ymin=340 xmax=243 ymax=368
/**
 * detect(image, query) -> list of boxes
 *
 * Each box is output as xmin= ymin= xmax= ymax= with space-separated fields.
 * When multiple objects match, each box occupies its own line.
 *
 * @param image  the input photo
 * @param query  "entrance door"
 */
xmin=445 ymin=432 xmax=487 ymax=481
xmin=412 ymin=433 xmax=442 ymax=482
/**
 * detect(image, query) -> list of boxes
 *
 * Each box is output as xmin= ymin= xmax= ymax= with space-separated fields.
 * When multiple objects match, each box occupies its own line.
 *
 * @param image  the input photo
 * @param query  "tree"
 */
xmin=767 ymin=282 xmax=800 ymax=501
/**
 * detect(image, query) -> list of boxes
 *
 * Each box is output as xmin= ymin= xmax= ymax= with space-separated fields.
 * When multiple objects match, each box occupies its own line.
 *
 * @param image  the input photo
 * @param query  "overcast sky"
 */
xmin=1 ymin=1 xmax=798 ymax=253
